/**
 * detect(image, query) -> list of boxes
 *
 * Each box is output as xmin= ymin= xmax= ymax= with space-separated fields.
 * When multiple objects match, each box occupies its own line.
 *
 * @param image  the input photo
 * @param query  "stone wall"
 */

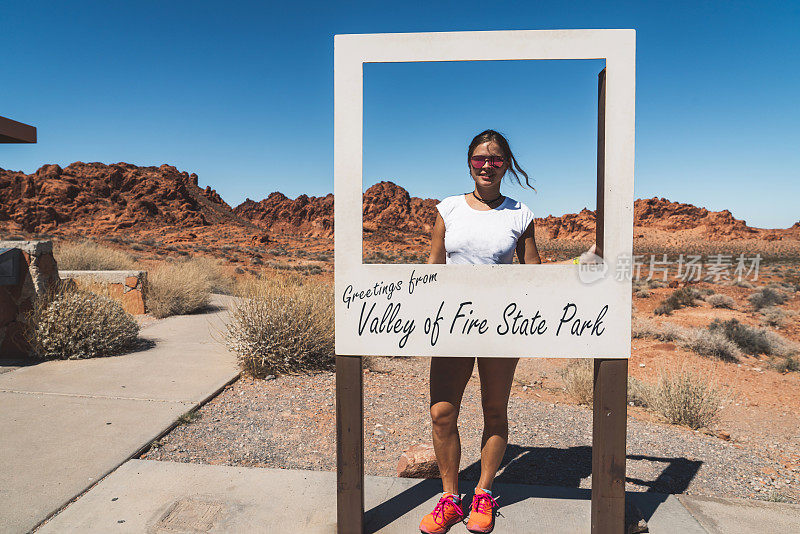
xmin=0 ymin=240 xmax=61 ymax=360
xmin=58 ymin=271 xmax=147 ymax=315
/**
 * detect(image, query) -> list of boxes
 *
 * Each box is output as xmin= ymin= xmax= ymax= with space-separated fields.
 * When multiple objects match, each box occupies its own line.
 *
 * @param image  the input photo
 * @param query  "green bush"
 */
xmin=24 ymin=281 xmax=140 ymax=359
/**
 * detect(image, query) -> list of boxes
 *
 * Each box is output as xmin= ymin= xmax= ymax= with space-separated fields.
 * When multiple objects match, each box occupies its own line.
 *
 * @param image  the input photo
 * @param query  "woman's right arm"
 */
xmin=427 ymin=212 xmax=447 ymax=264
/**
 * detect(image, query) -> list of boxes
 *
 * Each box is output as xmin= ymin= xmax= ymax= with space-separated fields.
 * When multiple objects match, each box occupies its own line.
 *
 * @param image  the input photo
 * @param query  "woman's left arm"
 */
xmin=516 ymin=220 xmax=542 ymax=264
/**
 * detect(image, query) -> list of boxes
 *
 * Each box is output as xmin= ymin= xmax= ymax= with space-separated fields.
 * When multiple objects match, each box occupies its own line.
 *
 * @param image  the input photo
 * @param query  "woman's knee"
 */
xmin=481 ymin=403 xmax=509 ymax=427
xmin=430 ymin=402 xmax=460 ymax=431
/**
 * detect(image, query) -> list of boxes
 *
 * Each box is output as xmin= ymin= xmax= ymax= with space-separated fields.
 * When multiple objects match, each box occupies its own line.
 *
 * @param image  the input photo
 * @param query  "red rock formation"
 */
xmin=0 ymin=162 xmax=245 ymax=235
xmin=234 ymin=192 xmax=334 ymax=237
xmin=232 ymin=181 xmax=438 ymax=237
xmin=2 ymin=162 xmax=795 ymax=245
xmin=362 ymin=181 xmax=437 ymax=233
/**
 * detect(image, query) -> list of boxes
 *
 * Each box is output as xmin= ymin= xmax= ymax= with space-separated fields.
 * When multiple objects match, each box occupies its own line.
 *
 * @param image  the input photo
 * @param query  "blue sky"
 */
xmin=1 ymin=1 xmax=798 ymax=228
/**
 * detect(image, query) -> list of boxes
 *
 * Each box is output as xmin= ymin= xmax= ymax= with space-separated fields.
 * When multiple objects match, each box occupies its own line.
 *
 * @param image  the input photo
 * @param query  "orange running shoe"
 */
xmin=466 ymin=488 xmax=499 ymax=533
xmin=419 ymin=492 xmax=464 ymax=534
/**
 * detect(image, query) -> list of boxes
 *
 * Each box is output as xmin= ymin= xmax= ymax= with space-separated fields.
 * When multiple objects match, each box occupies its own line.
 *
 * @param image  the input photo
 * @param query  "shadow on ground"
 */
xmin=365 ymin=444 xmax=702 ymax=533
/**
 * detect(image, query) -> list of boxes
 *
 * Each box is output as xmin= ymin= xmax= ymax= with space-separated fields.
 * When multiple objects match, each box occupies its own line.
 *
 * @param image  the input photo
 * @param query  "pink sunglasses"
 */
xmin=470 ymin=155 xmax=505 ymax=169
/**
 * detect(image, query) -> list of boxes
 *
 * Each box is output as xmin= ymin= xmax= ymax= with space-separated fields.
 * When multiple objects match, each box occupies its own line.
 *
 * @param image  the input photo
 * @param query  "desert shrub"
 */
xmin=654 ymin=287 xmax=701 ymax=315
xmin=634 ymin=289 xmax=652 ymax=299
xmin=748 ymin=288 xmax=789 ymax=310
xmin=559 ymin=359 xmax=594 ymax=405
xmin=650 ymin=368 xmax=722 ymax=429
xmin=706 ymin=318 xmax=798 ymax=359
xmin=763 ymin=330 xmax=800 ymax=359
xmin=732 ymin=279 xmax=755 ymax=289
xmin=54 ymin=239 xmax=138 ymax=270
xmin=697 ymin=288 xmax=716 ymax=299
xmin=646 ymin=279 xmax=667 ymax=289
xmin=24 ymin=280 xmax=140 ymax=359
xmin=679 ymin=327 xmax=742 ymax=361
xmin=224 ymin=274 xmax=334 ymax=376
xmin=708 ymin=319 xmax=769 ymax=355
xmin=184 ymin=255 xmax=236 ymax=295
xmin=147 ymin=259 xmax=213 ymax=318
xmin=780 ymin=274 xmax=800 ymax=292
xmin=631 ymin=317 xmax=686 ymax=342
xmin=627 ymin=376 xmax=654 ymax=407
xmin=706 ymin=294 xmax=736 ymax=309
xmin=767 ymin=281 xmax=796 ymax=293
xmin=760 ymin=306 xmax=789 ymax=327
xmin=770 ymin=356 xmax=800 ymax=373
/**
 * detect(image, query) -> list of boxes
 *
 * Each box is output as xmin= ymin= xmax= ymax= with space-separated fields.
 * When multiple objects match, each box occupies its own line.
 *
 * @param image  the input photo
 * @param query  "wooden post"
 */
xmin=336 ymin=354 xmax=364 ymax=534
xmin=591 ymin=67 xmax=628 ymax=533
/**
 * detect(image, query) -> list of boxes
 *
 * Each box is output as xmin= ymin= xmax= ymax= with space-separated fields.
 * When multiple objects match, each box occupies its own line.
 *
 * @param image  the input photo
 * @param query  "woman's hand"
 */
xmin=550 ymin=243 xmax=600 ymax=265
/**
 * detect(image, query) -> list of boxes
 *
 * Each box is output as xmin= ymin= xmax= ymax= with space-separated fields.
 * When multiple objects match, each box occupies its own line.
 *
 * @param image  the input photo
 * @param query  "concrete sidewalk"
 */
xmin=34 ymin=459 xmax=800 ymax=533
xmin=5 ymin=292 xmax=800 ymax=533
xmin=0 ymin=294 xmax=241 ymax=534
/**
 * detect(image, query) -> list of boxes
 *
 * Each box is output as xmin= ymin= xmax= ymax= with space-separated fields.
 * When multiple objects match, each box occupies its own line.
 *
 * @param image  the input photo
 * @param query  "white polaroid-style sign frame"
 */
xmin=334 ymin=29 xmax=635 ymax=359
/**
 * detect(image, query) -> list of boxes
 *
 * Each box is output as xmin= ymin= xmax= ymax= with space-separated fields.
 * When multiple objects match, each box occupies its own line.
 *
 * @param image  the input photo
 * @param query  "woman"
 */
xmin=419 ymin=129 xmax=590 ymax=534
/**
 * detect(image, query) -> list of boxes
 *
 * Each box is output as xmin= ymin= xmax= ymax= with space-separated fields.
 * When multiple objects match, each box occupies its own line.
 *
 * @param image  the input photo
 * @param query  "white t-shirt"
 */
xmin=436 ymin=194 xmax=535 ymax=264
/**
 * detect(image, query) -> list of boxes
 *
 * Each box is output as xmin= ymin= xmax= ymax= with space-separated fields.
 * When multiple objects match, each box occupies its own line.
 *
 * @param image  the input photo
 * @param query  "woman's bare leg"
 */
xmin=475 ymin=357 xmax=519 ymax=491
xmin=430 ymin=356 xmax=475 ymax=495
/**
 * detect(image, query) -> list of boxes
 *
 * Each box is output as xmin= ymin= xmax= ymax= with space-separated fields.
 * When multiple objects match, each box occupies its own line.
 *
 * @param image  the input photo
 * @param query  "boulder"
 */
xmin=397 ymin=442 xmax=440 ymax=478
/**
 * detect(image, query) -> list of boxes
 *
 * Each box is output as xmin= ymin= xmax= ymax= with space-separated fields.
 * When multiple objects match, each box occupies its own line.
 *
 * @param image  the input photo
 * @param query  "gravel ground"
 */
xmin=141 ymin=358 xmax=799 ymax=503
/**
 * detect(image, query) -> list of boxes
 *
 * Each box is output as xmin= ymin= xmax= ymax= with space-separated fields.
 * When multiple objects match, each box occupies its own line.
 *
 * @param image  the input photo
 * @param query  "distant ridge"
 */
xmin=1 ymin=163 xmax=797 ymax=242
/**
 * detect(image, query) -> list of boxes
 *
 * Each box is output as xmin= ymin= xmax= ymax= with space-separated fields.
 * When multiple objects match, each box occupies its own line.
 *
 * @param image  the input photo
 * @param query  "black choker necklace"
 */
xmin=472 ymin=191 xmax=503 ymax=205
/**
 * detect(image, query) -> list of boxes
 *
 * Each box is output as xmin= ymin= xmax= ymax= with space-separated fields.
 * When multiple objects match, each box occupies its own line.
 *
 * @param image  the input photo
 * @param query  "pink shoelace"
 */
xmin=470 ymin=492 xmax=499 ymax=515
xmin=432 ymin=495 xmax=463 ymax=526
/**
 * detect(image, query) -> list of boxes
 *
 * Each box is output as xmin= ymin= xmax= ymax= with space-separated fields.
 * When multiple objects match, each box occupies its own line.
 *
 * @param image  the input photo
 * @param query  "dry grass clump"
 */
xmin=706 ymin=294 xmax=736 ymax=309
xmin=679 ymin=327 xmax=742 ymax=362
xmin=707 ymin=319 xmax=770 ymax=356
xmin=706 ymin=318 xmax=799 ymax=360
xmin=627 ymin=376 xmax=653 ymax=407
xmin=760 ymin=306 xmax=794 ymax=327
xmin=631 ymin=317 xmax=686 ymax=342
xmin=559 ymin=359 xmax=594 ymax=405
xmin=54 ymin=239 xmax=138 ymax=270
xmin=649 ymin=368 xmax=722 ymax=429
xmin=186 ymin=255 xmax=236 ymax=295
xmin=23 ymin=280 xmax=140 ymax=360
xmin=748 ymin=287 xmax=789 ymax=310
xmin=147 ymin=258 xmax=214 ymax=318
xmin=224 ymin=273 xmax=334 ymax=377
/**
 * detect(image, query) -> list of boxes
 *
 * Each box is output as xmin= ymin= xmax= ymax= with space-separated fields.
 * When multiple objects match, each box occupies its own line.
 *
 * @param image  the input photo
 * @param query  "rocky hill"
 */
xmin=232 ymin=181 xmax=438 ymax=237
xmin=0 ymin=162 xmax=247 ymax=235
xmin=2 ymin=163 xmax=797 ymax=244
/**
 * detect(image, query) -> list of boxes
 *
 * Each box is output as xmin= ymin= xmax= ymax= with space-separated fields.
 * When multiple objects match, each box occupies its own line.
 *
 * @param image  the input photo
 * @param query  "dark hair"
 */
xmin=467 ymin=129 xmax=535 ymax=191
